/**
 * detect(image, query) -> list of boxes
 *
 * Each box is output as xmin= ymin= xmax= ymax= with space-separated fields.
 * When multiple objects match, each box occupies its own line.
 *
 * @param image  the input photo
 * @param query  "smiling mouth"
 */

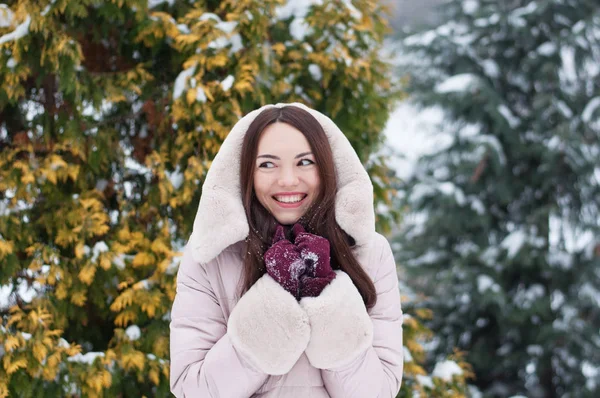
xmin=272 ymin=194 xmax=308 ymax=204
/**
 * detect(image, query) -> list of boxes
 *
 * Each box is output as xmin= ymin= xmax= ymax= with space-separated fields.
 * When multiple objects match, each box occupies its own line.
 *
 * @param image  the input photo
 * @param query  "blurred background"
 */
xmin=1 ymin=1 xmax=598 ymax=397
xmin=388 ymin=0 xmax=443 ymax=31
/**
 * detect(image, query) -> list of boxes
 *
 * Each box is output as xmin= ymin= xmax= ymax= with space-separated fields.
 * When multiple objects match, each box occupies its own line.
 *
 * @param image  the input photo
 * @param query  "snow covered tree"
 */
xmin=384 ymin=102 xmax=476 ymax=398
xmin=0 ymin=0 xmax=399 ymax=396
xmin=393 ymin=0 xmax=600 ymax=397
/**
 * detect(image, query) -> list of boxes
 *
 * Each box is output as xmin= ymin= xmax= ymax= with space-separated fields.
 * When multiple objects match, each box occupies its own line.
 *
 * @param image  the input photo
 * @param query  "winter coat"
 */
xmin=170 ymin=103 xmax=404 ymax=397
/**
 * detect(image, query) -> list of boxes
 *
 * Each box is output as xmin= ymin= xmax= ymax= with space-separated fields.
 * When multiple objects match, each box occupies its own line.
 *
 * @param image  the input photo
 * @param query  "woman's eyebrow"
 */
xmin=257 ymin=152 xmax=313 ymax=160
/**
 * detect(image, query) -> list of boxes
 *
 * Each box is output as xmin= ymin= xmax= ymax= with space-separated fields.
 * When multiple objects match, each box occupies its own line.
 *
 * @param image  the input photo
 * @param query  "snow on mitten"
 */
xmin=264 ymin=224 xmax=306 ymax=299
xmin=292 ymin=223 xmax=336 ymax=297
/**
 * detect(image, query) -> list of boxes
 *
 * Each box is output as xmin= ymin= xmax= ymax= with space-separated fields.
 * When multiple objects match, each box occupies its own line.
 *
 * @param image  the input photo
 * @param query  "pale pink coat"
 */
xmin=171 ymin=235 xmax=403 ymax=397
xmin=169 ymin=103 xmax=404 ymax=397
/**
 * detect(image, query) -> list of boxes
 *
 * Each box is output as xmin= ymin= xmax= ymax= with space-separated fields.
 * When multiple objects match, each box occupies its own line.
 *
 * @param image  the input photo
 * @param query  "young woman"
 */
xmin=170 ymin=103 xmax=403 ymax=397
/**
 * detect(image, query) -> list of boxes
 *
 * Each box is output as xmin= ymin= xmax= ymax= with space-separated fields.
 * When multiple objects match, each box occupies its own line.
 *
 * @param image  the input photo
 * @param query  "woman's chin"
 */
xmin=274 ymin=218 xmax=299 ymax=226
xmin=268 ymin=198 xmax=315 ymax=225
xmin=273 ymin=213 xmax=303 ymax=226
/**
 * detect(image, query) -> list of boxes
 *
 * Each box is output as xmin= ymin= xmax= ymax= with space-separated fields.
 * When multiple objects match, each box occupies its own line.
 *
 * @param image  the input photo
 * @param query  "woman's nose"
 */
xmin=277 ymin=167 xmax=299 ymax=187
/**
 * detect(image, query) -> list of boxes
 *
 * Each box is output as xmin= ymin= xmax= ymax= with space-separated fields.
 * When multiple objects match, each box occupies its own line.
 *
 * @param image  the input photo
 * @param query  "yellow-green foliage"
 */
xmin=0 ymin=0 xmax=402 ymax=396
xmin=398 ymin=301 xmax=474 ymax=398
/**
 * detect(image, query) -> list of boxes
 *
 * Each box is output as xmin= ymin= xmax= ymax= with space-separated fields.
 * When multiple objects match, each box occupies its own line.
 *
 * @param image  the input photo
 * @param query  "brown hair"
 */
xmin=238 ymin=106 xmax=377 ymax=309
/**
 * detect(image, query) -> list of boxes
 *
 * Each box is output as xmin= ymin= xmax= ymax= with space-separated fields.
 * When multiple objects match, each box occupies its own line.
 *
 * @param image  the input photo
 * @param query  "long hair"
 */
xmin=238 ymin=106 xmax=377 ymax=309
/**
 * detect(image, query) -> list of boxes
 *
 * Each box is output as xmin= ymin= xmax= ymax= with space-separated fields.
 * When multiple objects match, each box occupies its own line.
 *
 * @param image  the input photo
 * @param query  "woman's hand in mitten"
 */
xmin=292 ymin=223 xmax=336 ymax=297
xmin=264 ymin=224 xmax=306 ymax=299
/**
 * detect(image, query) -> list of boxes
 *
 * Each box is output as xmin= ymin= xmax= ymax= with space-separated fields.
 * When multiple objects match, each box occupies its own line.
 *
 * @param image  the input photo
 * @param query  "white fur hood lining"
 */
xmin=189 ymin=102 xmax=375 ymax=264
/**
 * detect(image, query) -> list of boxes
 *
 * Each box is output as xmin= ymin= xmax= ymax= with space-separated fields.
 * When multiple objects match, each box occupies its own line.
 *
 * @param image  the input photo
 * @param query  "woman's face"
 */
xmin=253 ymin=122 xmax=320 ymax=225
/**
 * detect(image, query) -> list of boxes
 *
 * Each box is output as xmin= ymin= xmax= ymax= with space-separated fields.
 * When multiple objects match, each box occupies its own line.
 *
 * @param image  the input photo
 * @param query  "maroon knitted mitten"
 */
xmin=264 ymin=224 xmax=306 ymax=299
xmin=292 ymin=223 xmax=336 ymax=298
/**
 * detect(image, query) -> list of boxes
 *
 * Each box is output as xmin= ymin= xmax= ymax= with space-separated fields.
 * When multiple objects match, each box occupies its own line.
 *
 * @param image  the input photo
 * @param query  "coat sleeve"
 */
xmin=169 ymin=246 xmax=268 ymax=397
xmin=299 ymin=236 xmax=404 ymax=398
xmin=170 ymin=245 xmax=312 ymax=397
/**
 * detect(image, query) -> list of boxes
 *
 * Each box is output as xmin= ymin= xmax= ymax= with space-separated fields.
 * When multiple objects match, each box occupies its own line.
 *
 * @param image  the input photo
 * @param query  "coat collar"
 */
xmin=189 ymin=102 xmax=375 ymax=264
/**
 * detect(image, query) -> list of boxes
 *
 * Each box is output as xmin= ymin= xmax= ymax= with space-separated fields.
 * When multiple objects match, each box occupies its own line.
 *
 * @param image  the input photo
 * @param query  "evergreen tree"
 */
xmin=394 ymin=0 xmax=600 ymax=397
xmin=0 ymin=0 xmax=400 ymax=396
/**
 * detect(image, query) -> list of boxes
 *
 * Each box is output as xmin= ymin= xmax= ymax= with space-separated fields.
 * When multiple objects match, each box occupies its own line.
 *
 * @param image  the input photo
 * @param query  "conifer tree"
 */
xmin=0 ymin=0 xmax=402 ymax=395
xmin=394 ymin=0 xmax=600 ymax=396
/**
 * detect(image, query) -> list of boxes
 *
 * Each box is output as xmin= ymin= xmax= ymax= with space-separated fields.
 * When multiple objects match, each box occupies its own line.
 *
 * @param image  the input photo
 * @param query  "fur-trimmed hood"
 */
xmin=188 ymin=102 xmax=376 ymax=264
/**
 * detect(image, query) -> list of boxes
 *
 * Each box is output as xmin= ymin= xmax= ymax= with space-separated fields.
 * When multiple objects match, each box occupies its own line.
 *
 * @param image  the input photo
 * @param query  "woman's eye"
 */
xmin=299 ymin=159 xmax=314 ymax=166
xmin=259 ymin=162 xmax=275 ymax=168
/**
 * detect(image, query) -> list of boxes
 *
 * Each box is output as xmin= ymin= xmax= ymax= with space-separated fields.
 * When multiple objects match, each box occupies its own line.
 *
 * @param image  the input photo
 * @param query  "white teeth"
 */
xmin=274 ymin=194 xmax=305 ymax=203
